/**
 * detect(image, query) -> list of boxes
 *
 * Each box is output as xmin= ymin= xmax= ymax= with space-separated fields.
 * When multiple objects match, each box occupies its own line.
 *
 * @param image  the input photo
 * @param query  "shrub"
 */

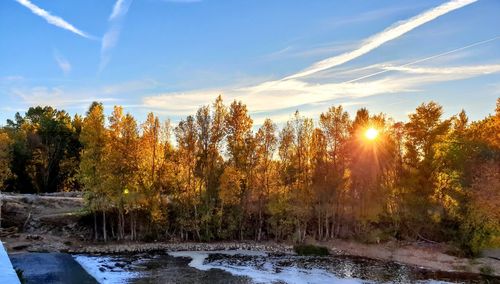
xmin=479 ymin=265 xmax=494 ymax=276
xmin=294 ymin=244 xmax=329 ymax=256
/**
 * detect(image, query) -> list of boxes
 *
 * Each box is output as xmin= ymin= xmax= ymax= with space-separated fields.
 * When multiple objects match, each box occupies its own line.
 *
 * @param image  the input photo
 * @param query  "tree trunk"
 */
xmin=94 ymin=212 xmax=98 ymax=241
xmin=317 ymin=213 xmax=321 ymax=240
xmin=324 ymin=214 xmax=329 ymax=240
xmin=130 ymin=212 xmax=134 ymax=241
xmin=257 ymin=207 xmax=263 ymax=242
xmin=103 ymin=210 xmax=107 ymax=242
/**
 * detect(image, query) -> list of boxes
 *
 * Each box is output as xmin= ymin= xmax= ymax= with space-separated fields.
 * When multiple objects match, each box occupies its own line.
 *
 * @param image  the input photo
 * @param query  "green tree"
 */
xmin=0 ymin=132 xmax=13 ymax=228
xmin=402 ymin=102 xmax=451 ymax=238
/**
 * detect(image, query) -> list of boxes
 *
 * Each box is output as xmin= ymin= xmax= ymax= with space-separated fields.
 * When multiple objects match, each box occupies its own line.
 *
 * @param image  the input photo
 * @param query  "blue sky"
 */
xmin=1 ymin=0 xmax=499 ymax=126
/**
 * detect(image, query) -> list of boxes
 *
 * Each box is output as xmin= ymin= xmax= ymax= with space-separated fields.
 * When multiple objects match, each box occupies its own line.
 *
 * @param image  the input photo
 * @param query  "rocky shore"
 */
xmin=67 ymin=241 xmax=294 ymax=255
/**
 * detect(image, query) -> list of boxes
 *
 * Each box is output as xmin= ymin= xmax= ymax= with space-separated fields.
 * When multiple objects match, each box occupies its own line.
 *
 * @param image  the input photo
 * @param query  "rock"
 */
xmin=13 ymin=244 xmax=31 ymax=251
xmin=26 ymin=234 xmax=43 ymax=240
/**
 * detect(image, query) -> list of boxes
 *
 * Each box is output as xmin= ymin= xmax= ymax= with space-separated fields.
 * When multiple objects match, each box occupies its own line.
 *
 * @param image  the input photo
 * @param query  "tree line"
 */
xmin=0 ymin=96 xmax=499 ymax=255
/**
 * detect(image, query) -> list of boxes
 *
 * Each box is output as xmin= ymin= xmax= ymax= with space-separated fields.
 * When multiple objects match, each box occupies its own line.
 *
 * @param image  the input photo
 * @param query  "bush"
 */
xmin=479 ymin=265 xmax=494 ymax=276
xmin=294 ymin=244 xmax=329 ymax=256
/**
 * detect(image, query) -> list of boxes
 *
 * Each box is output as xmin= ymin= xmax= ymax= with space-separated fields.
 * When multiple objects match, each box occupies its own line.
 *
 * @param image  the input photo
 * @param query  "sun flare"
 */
xmin=364 ymin=127 xmax=379 ymax=140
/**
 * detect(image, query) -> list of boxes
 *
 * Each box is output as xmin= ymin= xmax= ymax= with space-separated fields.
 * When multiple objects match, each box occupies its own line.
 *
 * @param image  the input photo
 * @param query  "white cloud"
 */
xmin=12 ymin=87 xmax=117 ymax=108
xmin=15 ymin=0 xmax=93 ymax=39
xmin=100 ymin=0 xmax=134 ymax=72
xmin=54 ymin=52 xmax=71 ymax=75
xmin=284 ymin=0 xmax=478 ymax=80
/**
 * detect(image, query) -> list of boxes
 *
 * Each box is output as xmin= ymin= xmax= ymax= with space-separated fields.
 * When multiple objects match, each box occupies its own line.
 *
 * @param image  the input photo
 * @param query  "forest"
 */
xmin=0 ymin=96 xmax=499 ymax=256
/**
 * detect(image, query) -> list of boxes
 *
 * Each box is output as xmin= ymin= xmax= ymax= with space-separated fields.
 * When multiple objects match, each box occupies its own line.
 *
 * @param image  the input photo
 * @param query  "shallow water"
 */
xmin=72 ymin=250 xmax=498 ymax=284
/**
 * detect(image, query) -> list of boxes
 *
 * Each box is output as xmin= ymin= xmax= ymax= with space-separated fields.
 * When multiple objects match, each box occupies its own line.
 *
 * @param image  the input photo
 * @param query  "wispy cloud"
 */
xmin=109 ymin=0 xmax=131 ymax=21
xmin=0 ymin=76 xmax=24 ymax=83
xmin=140 ymin=0 xmax=495 ymax=123
xmin=141 ymin=61 xmax=500 ymax=121
xmin=53 ymin=51 xmax=71 ymax=75
xmin=12 ymin=86 xmax=118 ymax=109
xmin=15 ymin=0 xmax=93 ymax=39
xmin=262 ymin=41 xmax=357 ymax=62
xmin=100 ymin=0 xmax=134 ymax=72
xmin=284 ymin=0 xmax=478 ymax=80
xmin=345 ymin=35 xmax=500 ymax=83
xmin=385 ymin=65 xmax=500 ymax=76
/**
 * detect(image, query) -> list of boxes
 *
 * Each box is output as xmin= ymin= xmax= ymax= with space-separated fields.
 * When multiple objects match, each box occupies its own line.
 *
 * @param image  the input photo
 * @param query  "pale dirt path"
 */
xmin=318 ymin=239 xmax=500 ymax=276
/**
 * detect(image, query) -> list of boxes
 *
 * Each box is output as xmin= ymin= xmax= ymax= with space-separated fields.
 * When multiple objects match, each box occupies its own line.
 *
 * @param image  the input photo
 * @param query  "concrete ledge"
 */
xmin=0 ymin=241 xmax=21 ymax=284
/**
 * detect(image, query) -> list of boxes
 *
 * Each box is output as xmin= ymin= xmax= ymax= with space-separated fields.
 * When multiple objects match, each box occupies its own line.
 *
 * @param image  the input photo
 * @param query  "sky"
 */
xmin=1 ymin=0 xmax=500 ymax=126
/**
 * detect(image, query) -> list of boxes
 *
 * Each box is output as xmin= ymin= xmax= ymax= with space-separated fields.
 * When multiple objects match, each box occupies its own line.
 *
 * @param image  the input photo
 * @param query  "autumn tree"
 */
xmin=79 ymin=102 xmax=109 ymax=241
xmin=253 ymin=118 xmax=277 ymax=240
xmin=105 ymin=106 xmax=140 ymax=240
xmin=318 ymin=105 xmax=351 ymax=238
xmin=224 ymin=100 xmax=255 ymax=240
xmin=175 ymin=115 xmax=201 ymax=240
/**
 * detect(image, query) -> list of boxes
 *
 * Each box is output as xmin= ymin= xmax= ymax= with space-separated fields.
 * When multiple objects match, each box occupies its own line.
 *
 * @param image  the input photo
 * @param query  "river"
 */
xmin=10 ymin=250 xmax=496 ymax=283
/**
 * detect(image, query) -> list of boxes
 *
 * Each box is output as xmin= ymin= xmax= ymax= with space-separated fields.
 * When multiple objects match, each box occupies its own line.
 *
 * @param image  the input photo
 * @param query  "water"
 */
xmin=72 ymin=250 xmax=496 ymax=283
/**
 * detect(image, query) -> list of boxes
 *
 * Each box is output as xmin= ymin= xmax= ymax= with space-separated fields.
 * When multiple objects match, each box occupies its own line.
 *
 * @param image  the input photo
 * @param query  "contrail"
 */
xmin=15 ymin=0 xmax=93 ymax=39
xmin=100 ymin=0 xmax=134 ymax=72
xmin=345 ymin=35 xmax=500 ymax=83
xmin=284 ymin=0 xmax=478 ymax=80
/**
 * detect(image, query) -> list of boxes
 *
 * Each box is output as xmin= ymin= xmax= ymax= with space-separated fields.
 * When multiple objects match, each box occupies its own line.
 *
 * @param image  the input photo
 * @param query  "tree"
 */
xmin=79 ymin=102 xmax=109 ymax=241
xmin=402 ymin=102 xmax=451 ymax=238
xmin=219 ymin=166 xmax=243 ymax=238
xmin=460 ymin=161 xmax=500 ymax=255
xmin=139 ymin=112 xmax=168 ymax=238
xmin=4 ymin=107 xmax=79 ymax=193
xmin=105 ymin=106 xmax=140 ymax=240
xmin=224 ymin=100 xmax=255 ymax=240
xmin=175 ymin=115 xmax=201 ymax=240
xmin=318 ymin=105 xmax=351 ymax=238
xmin=0 ymin=132 xmax=13 ymax=228
xmin=253 ymin=118 xmax=277 ymax=240
xmin=277 ymin=111 xmax=314 ymax=242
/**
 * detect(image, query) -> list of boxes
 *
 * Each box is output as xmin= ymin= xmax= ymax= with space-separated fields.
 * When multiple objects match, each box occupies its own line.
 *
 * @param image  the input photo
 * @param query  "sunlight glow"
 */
xmin=364 ymin=127 xmax=379 ymax=140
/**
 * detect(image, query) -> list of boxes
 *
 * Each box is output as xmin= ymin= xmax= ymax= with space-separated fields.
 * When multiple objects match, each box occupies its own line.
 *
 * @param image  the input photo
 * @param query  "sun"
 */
xmin=364 ymin=127 xmax=379 ymax=140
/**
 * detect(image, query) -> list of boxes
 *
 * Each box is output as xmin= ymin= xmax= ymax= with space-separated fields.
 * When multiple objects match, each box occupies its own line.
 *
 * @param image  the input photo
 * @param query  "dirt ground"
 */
xmin=318 ymin=239 xmax=500 ymax=276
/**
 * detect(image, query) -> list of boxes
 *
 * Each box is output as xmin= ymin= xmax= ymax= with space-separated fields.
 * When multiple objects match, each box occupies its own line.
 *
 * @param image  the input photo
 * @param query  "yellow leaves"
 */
xmin=219 ymin=166 xmax=242 ymax=206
